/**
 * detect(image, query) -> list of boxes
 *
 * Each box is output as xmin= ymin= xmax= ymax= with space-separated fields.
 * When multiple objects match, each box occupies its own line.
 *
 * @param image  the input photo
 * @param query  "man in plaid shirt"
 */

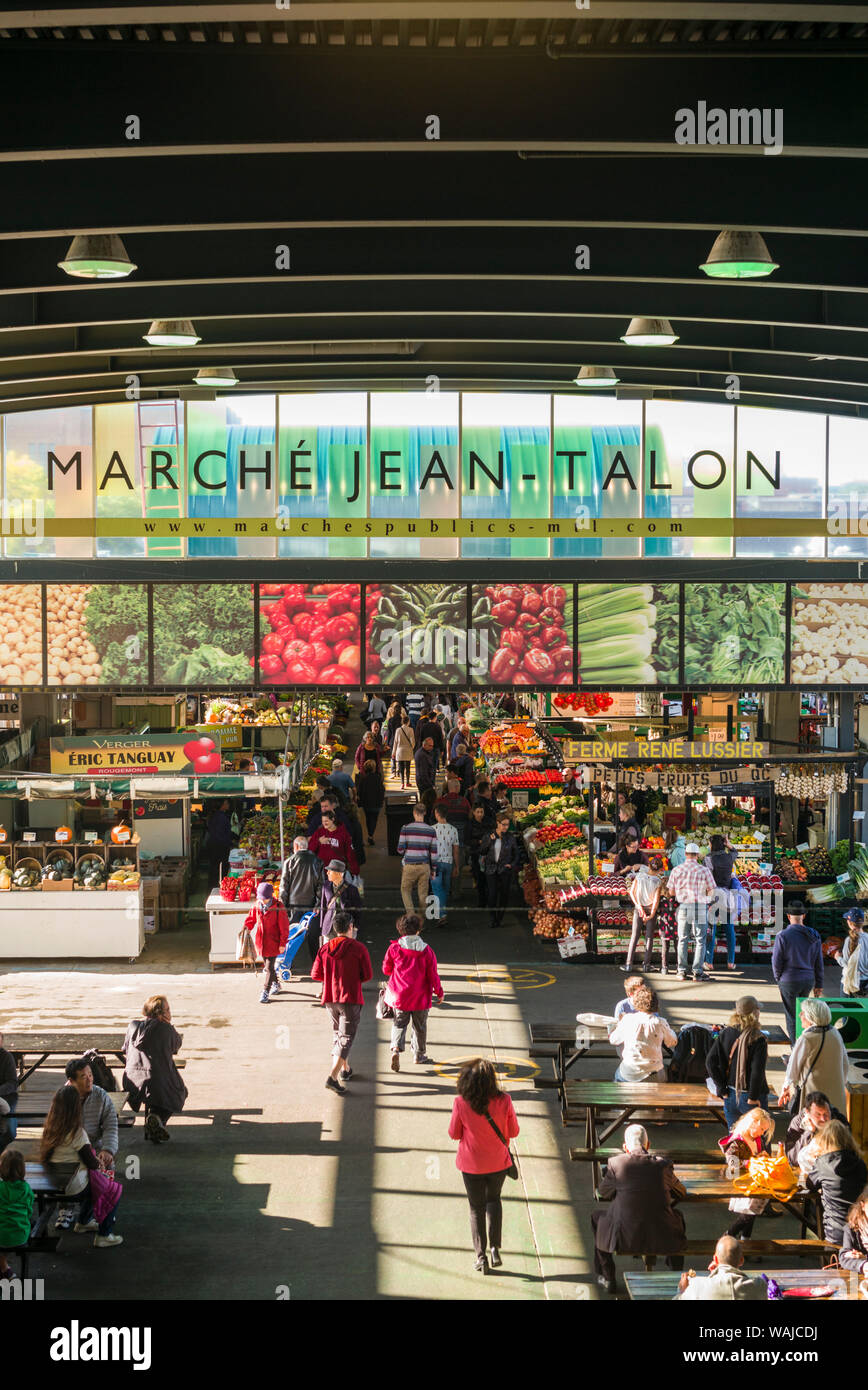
xmin=667 ymin=844 xmax=717 ymax=982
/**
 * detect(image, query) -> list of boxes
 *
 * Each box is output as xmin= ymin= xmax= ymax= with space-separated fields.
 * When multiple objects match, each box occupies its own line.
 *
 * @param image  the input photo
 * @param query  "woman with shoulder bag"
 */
xmin=706 ymin=995 xmax=769 ymax=1130
xmin=779 ymin=997 xmax=849 ymax=1116
xmin=448 ymin=1058 xmax=519 ymax=1274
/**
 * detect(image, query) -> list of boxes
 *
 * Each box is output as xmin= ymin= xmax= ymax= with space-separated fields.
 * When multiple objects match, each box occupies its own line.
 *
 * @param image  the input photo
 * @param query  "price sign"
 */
xmin=23 ymin=831 xmax=36 ymax=843
xmin=84 ymin=831 xmax=98 ymax=843
xmin=511 ymin=791 xmax=529 ymax=810
xmin=837 ymin=872 xmax=852 ymax=884
xmin=796 ymin=842 xmax=810 ymax=852
xmin=55 ymin=828 xmax=72 ymax=842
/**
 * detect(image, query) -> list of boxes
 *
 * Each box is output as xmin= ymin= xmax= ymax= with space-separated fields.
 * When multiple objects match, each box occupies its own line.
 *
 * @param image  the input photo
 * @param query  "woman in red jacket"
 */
xmin=244 ymin=882 xmax=289 ymax=1004
xmin=309 ymin=812 xmax=359 ymax=875
xmin=382 ymin=913 xmax=444 ymax=1071
xmin=448 ymin=1058 xmax=520 ymax=1274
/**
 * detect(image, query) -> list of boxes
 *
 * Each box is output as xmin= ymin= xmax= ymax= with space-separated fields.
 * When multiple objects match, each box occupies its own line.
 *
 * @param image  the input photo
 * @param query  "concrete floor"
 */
xmin=0 ymin=711 xmax=799 ymax=1302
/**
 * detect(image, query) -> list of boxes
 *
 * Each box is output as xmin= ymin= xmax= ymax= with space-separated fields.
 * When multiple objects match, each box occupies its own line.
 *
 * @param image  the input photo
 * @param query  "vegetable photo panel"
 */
xmin=470 ymin=583 xmax=574 ymax=686
xmin=576 ymin=582 xmax=680 ymax=686
xmin=367 ymin=583 xmax=467 ymax=686
xmin=684 ymin=582 xmax=786 ymax=685
xmin=257 ymin=582 xmax=361 ymax=686
xmin=791 ymin=583 xmax=868 ymax=684
xmin=46 ymin=583 xmax=148 ymax=687
xmin=152 ymin=583 xmax=255 ymax=686
xmin=0 ymin=584 xmax=43 ymax=686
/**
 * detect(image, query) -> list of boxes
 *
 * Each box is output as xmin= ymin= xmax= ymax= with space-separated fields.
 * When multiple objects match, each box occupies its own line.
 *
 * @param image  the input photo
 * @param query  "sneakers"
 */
xmin=269 ymin=982 xmax=282 ymax=996
xmin=693 ymin=973 xmax=711 ymax=982
xmin=259 ymin=990 xmax=270 ymax=1004
xmin=676 ymin=972 xmax=687 ymax=981
xmin=414 ymin=1053 xmax=433 ymax=1065
xmin=144 ymin=1113 xmax=169 ymax=1143
xmin=73 ymin=1220 xmax=99 ymax=1233
xmin=390 ymin=1052 xmax=400 ymax=1072
xmin=325 ymin=1076 xmax=346 ymax=1095
xmin=94 ymin=1235 xmax=123 ymax=1249
xmin=54 ymin=1207 xmax=76 ymax=1231
xmin=340 ymin=1067 xmax=353 ymax=1081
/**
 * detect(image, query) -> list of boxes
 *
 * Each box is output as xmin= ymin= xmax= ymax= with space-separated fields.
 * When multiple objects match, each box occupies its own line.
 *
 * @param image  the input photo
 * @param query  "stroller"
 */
xmin=278 ymin=912 xmax=316 ymax=983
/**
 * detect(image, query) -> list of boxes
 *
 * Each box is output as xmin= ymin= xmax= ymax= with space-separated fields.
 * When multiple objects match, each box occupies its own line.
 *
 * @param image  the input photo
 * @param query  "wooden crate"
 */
xmin=14 ymin=842 xmax=45 ymax=866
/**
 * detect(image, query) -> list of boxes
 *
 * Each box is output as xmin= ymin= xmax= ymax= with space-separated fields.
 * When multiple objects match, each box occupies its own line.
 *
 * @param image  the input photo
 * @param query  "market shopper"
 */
xmin=667 ymin=843 xmax=716 ymax=982
xmin=806 ymin=1122 xmax=868 ymax=1244
xmin=0 ymin=1032 xmax=18 ymax=1147
xmin=384 ymin=700 xmax=404 ymax=773
xmin=591 ymin=1125 xmax=686 ymax=1295
xmin=448 ymin=1058 xmax=520 ymax=1273
xmin=466 ymin=803 xmax=489 ymax=910
xmin=624 ymin=858 xmax=663 ymax=973
xmin=705 ymin=995 xmax=769 ymax=1130
xmin=834 ymin=907 xmax=868 ymax=994
xmin=434 ymin=775 xmax=472 ymax=845
xmin=320 ymin=859 xmax=362 ymax=940
xmin=392 ymin=713 xmax=416 ymax=789
xmin=447 ymin=743 xmax=475 ymax=798
xmin=664 ymin=828 xmax=687 ymax=868
xmin=397 ymin=804 xmax=437 ymax=915
xmin=779 ymin=998 xmax=849 ymax=1115
xmin=309 ymin=810 xmax=359 ymax=876
xmin=771 ymin=899 xmax=824 ymax=1046
xmin=278 ymin=835 xmax=323 ymax=923
xmin=416 ymin=711 xmax=445 ymax=771
xmin=405 ymin=691 xmax=425 ymax=729
xmin=0 ymin=1147 xmax=34 ymax=1278
xmin=355 ymin=757 xmax=385 ymax=844
xmin=706 ymin=834 xmax=738 ymax=888
xmin=354 ymin=731 xmax=383 ymax=776
xmin=609 ymin=986 xmax=677 ymax=1083
xmin=328 ymin=759 xmax=354 ymax=800
xmin=205 ymin=798 xmax=234 ymax=887
xmin=122 ymin=995 xmax=187 ymax=1144
xmin=51 ymin=1055 xmax=120 ymax=1231
xmin=722 ymin=1107 xmax=775 ymax=1239
xmin=413 ymin=735 xmax=437 ymax=805
xmin=431 ymin=805 xmax=460 ymax=923
xmin=310 ymin=911 xmax=373 ymax=1094
xmin=471 ymin=779 xmax=497 ymax=830
xmin=481 ymin=813 xmax=519 ymax=929
xmin=383 ymin=913 xmax=444 ymax=1069
xmin=784 ymin=1092 xmax=849 ymax=1166
xmin=41 ymin=1087 xmax=123 ymax=1248
xmin=245 ymin=882 xmax=290 ymax=1004
xmin=363 ymin=692 xmax=388 ymax=727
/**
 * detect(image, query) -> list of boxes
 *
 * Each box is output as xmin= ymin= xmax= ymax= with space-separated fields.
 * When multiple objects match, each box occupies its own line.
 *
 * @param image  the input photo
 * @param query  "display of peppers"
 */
xmin=257 ymin=583 xmax=362 ymax=688
xmin=472 ymin=583 xmax=574 ymax=686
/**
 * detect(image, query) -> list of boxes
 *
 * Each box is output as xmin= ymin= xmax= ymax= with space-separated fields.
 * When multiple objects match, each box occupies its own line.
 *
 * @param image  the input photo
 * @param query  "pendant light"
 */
xmin=620 ymin=317 xmax=679 ymax=347
xmin=574 ymin=366 xmax=619 ymax=388
xmin=144 ymin=319 xmax=201 ymax=347
xmin=193 ymin=367 xmax=239 ymax=387
xmin=57 ymin=234 xmax=136 ymax=280
xmin=700 ymin=229 xmax=778 ymax=279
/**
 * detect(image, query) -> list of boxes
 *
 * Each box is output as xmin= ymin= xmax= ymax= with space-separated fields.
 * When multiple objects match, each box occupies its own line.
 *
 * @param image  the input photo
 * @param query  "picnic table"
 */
xmin=565 ymin=1080 xmax=731 ymax=1184
xmin=624 ymin=1268 xmax=853 ymax=1301
xmin=3 ymin=1033 xmax=128 ymax=1084
xmin=672 ymin=1165 xmax=822 ymax=1238
xmin=24 ymin=1162 xmax=77 ymax=1210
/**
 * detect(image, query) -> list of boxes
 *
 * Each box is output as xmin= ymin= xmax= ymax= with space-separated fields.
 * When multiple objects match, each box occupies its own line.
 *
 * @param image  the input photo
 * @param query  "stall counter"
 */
xmin=0 ymin=889 xmax=144 ymax=960
xmin=207 ymin=889 xmax=264 ymax=967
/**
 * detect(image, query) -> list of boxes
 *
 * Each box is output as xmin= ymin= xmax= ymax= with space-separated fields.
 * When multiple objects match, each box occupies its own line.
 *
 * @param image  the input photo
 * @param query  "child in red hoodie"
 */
xmin=311 ymin=911 xmax=373 ymax=1094
xmin=244 ymin=882 xmax=289 ymax=1004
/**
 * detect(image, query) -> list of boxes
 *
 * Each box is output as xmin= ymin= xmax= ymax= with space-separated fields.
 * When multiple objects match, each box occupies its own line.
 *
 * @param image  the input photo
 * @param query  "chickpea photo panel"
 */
xmin=0 ymin=584 xmax=43 ymax=686
xmin=46 ymin=584 xmax=149 ymax=688
xmin=790 ymin=583 xmax=868 ymax=684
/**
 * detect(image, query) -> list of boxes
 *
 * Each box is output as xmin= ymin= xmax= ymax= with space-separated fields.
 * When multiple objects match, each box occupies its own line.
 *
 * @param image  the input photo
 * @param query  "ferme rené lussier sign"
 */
xmin=41 ymin=446 xmax=785 ymax=499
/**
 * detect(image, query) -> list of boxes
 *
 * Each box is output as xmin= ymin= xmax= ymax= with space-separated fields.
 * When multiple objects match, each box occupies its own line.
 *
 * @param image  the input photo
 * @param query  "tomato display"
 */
xmin=471 ymin=583 xmax=574 ymax=686
xmin=257 ymin=584 xmax=361 ymax=687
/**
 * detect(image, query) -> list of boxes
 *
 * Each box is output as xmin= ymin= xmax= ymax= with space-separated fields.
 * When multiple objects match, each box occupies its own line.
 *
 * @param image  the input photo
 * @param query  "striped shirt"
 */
xmin=397 ymin=820 xmax=436 ymax=866
xmin=405 ymin=694 xmax=425 ymax=716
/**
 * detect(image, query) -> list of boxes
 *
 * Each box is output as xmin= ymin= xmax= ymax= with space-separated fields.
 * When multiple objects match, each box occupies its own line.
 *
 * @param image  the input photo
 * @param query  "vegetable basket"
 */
xmin=11 ymin=856 xmax=42 ymax=890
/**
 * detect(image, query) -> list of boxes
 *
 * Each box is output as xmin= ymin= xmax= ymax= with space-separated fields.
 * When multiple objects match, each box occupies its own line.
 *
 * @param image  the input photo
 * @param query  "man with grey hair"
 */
xmin=328 ymin=759 xmax=354 ymax=801
xmin=279 ymin=834 xmax=323 ymax=969
xmin=676 ymin=1235 xmax=767 ymax=1300
xmin=590 ymin=1123 xmax=686 ymax=1294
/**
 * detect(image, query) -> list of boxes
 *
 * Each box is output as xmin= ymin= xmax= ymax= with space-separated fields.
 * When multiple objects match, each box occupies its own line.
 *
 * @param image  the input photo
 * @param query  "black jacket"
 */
xmin=355 ymin=769 xmax=385 ymax=813
xmin=706 ymin=849 xmax=738 ymax=889
xmin=123 ymin=1017 xmax=187 ymax=1116
xmin=706 ymin=1026 xmax=769 ymax=1103
xmin=0 ymin=1046 xmax=18 ymax=1105
xmin=481 ymin=830 xmax=520 ymax=876
xmin=472 ymin=794 xmax=497 ymax=830
xmin=840 ymin=1222 xmax=868 ymax=1274
xmin=414 ymin=746 xmax=436 ymax=792
xmin=808 ymin=1149 xmax=868 ymax=1243
xmin=466 ymin=819 xmax=488 ymax=861
xmin=416 ymin=718 xmax=444 ymax=754
xmin=784 ymin=1106 xmax=848 ymax=1165
xmin=279 ymin=850 xmax=323 ymax=911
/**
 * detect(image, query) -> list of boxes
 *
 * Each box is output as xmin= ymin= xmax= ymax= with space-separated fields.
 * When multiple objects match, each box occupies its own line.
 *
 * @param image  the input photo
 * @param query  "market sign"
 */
xmin=596 ymin=764 xmax=782 ymax=793
xmin=194 ymin=723 xmax=242 ymax=749
xmin=49 ymin=733 xmax=222 ymax=777
xmin=571 ymin=741 xmax=769 ymax=761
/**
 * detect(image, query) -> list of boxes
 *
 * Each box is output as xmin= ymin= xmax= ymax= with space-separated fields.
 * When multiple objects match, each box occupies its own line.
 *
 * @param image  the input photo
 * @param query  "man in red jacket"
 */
xmin=310 ymin=910 xmax=373 ymax=1094
xmin=243 ymin=882 xmax=290 ymax=1004
xmin=309 ymin=811 xmax=359 ymax=875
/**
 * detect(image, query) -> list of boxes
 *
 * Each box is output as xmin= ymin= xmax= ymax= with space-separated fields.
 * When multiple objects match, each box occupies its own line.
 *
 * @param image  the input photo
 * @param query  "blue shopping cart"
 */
xmin=278 ymin=912 xmax=316 ymax=983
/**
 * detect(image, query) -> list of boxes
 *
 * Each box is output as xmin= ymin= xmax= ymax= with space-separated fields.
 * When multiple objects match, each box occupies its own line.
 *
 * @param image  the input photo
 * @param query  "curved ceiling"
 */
xmin=0 ymin=1 xmax=866 ymax=414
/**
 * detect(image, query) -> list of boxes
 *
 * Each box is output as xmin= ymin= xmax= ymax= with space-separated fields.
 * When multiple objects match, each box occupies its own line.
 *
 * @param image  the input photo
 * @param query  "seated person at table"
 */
xmin=591 ymin=1123 xmax=686 ymax=1295
xmin=721 ymin=1107 xmax=775 ymax=1240
xmin=609 ymin=986 xmax=677 ymax=1083
xmin=804 ymin=1121 xmax=868 ymax=1244
xmin=0 ymin=1030 xmax=18 ymax=1147
xmin=41 ymin=1087 xmax=123 ymax=1248
xmin=0 ymin=1147 xmax=34 ymax=1279
xmin=784 ymin=1091 xmax=849 ymax=1167
xmin=676 ymin=1234 xmax=767 ymax=1302
xmin=53 ymin=1054 xmax=120 ymax=1231
xmin=840 ymin=1185 xmax=868 ymax=1277
xmin=612 ymin=831 xmax=648 ymax=876
xmin=613 ymin=975 xmax=645 ymax=1020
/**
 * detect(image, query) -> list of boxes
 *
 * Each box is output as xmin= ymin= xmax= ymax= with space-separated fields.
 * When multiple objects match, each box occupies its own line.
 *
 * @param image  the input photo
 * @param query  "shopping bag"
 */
xmin=89 ymin=1168 xmax=123 ymax=1224
xmin=376 ymin=983 xmax=396 ymax=1020
xmin=731 ymin=1153 xmax=798 ymax=1200
xmin=236 ymin=926 xmax=257 ymax=964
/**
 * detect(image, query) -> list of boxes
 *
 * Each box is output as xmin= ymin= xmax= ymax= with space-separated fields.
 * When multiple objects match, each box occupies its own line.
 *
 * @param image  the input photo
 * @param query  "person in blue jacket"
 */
xmin=834 ymin=907 xmax=868 ymax=995
xmin=771 ymin=899 xmax=823 ymax=1046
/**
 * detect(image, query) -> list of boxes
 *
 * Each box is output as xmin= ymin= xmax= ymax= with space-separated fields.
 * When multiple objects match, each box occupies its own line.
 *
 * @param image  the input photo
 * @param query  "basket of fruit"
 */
xmin=73 ymin=854 xmax=107 ymax=890
xmin=11 ymin=858 xmax=42 ymax=891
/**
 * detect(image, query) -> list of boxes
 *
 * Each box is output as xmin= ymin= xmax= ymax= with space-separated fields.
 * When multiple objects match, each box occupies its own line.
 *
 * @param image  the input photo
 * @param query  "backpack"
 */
xmin=82 ymin=1048 xmax=118 ymax=1092
xmin=668 ymin=1023 xmax=719 ymax=1083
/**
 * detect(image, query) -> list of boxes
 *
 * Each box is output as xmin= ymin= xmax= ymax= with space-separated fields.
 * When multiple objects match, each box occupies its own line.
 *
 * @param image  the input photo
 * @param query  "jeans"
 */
xmin=676 ymin=903 xmax=707 ymax=976
xmin=462 ymin=1170 xmax=508 ymax=1258
xmin=78 ymin=1188 xmax=121 ymax=1238
xmin=432 ymin=862 xmax=452 ymax=917
xmin=707 ymin=918 xmax=737 ymax=967
xmin=723 ymin=1087 xmax=769 ymax=1131
xmin=778 ymin=975 xmax=816 ymax=1047
xmin=401 ymin=862 xmax=430 ymax=914
xmin=326 ymin=1002 xmax=362 ymax=1061
xmin=390 ymin=1008 xmax=429 ymax=1056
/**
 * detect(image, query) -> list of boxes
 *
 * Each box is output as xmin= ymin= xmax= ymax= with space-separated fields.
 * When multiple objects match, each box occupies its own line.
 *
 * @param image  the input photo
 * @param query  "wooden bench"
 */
xmin=529 ymin=1045 xmax=559 ymax=1061
xmin=0 ymin=1205 xmax=61 ymax=1281
xmin=11 ymin=1091 xmax=133 ymax=1128
xmin=571 ymin=1145 xmax=723 ymax=1164
xmin=532 ymin=1077 xmax=562 ymax=1090
xmin=619 ymin=1237 xmax=837 ymax=1272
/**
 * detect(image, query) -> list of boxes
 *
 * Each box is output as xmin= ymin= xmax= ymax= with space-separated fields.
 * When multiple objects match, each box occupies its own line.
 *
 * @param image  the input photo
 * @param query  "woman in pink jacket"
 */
xmin=448 ymin=1058 xmax=520 ymax=1273
xmin=382 ymin=913 xmax=444 ymax=1071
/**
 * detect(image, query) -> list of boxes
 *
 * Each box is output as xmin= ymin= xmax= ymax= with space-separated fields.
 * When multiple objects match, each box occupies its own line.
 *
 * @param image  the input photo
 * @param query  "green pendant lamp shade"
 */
xmin=58 ymin=234 xmax=137 ymax=280
xmin=700 ymin=229 xmax=779 ymax=279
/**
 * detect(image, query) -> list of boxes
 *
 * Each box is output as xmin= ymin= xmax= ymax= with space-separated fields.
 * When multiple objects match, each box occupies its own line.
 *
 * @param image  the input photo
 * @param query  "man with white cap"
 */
xmin=666 ymin=842 xmax=717 ymax=982
xmin=590 ymin=1123 xmax=686 ymax=1295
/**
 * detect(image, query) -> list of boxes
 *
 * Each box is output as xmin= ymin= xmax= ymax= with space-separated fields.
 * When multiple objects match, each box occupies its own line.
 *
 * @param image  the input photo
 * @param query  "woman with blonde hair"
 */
xmin=841 ymin=1186 xmax=868 ymax=1277
xmin=721 ymin=1106 xmax=776 ymax=1239
xmin=122 ymin=995 xmax=187 ymax=1144
xmin=779 ymin=996 xmax=849 ymax=1116
xmin=806 ymin=1121 xmax=868 ymax=1243
xmin=706 ymin=995 xmax=769 ymax=1129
